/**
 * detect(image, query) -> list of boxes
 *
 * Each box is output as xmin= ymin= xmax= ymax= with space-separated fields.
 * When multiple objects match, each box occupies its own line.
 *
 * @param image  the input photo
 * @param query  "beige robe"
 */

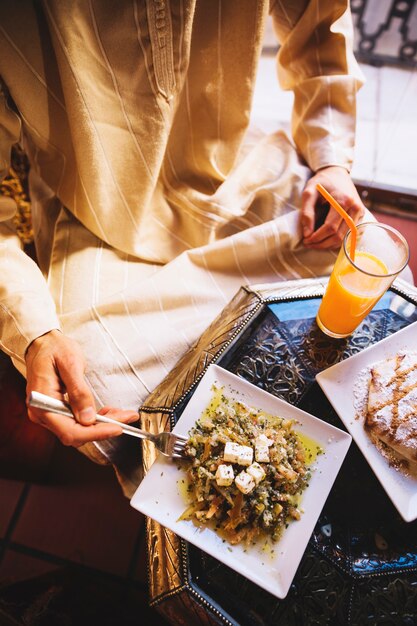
xmin=0 ymin=0 xmax=365 ymax=491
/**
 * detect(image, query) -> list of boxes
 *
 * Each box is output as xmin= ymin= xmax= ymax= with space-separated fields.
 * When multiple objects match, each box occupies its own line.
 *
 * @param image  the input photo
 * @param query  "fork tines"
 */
xmin=172 ymin=436 xmax=187 ymax=458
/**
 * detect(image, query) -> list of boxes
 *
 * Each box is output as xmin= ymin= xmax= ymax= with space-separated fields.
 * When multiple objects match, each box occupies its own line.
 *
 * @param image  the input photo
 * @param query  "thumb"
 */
xmin=58 ymin=358 xmax=96 ymax=425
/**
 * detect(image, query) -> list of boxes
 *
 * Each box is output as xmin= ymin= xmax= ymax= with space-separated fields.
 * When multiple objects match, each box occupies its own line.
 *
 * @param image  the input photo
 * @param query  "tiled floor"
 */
xmin=0 ymin=363 xmax=167 ymax=626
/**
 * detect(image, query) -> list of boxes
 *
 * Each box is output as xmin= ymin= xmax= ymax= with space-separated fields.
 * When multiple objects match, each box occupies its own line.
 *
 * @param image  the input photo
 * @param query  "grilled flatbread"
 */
xmin=365 ymin=353 xmax=417 ymax=463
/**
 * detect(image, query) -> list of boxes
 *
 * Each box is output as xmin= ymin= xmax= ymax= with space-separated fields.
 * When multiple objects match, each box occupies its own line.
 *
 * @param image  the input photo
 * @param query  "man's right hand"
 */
xmin=25 ymin=330 xmax=138 ymax=447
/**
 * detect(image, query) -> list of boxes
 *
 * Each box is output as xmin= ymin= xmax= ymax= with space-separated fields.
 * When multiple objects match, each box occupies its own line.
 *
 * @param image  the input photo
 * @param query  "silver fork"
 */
xmin=28 ymin=391 xmax=188 ymax=459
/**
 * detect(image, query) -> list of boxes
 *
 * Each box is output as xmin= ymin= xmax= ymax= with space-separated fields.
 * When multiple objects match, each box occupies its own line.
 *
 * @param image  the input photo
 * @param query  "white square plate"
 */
xmin=316 ymin=321 xmax=417 ymax=522
xmin=131 ymin=364 xmax=351 ymax=599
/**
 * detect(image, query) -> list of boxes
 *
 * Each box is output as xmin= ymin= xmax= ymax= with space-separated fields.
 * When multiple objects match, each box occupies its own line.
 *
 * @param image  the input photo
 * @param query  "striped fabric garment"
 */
xmin=0 ymin=1 xmax=365 ymax=490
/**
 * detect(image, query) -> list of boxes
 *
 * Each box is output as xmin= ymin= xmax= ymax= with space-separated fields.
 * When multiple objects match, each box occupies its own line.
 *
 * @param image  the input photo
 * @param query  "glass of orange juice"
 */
xmin=316 ymin=222 xmax=409 ymax=338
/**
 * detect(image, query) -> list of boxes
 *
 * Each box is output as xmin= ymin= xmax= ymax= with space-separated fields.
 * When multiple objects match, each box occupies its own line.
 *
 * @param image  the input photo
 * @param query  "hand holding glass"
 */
xmin=316 ymin=222 xmax=409 ymax=338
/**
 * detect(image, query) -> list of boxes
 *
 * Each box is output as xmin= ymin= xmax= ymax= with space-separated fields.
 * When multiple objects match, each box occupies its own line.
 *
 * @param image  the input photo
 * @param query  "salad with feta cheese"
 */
xmin=179 ymin=385 xmax=316 ymax=546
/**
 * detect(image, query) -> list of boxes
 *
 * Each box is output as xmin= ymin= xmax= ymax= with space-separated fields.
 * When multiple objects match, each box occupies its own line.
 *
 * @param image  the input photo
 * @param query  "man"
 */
xmin=0 ymin=1 xmax=366 ymax=494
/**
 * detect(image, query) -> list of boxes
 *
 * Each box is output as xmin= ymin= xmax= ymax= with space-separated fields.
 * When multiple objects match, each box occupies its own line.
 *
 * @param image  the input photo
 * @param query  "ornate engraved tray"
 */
xmin=138 ymin=277 xmax=417 ymax=626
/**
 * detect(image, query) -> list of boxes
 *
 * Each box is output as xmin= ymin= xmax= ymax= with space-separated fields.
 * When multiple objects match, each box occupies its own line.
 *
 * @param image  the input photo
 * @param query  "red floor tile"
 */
xmin=0 ymin=360 xmax=56 ymax=483
xmin=10 ymin=446 xmax=145 ymax=577
xmin=0 ymin=550 xmax=59 ymax=587
xmin=0 ymin=566 xmax=169 ymax=626
xmin=0 ymin=479 xmax=25 ymax=538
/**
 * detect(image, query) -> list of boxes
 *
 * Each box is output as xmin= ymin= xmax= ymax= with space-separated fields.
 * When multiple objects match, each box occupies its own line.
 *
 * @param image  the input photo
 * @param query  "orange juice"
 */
xmin=317 ymin=251 xmax=389 ymax=337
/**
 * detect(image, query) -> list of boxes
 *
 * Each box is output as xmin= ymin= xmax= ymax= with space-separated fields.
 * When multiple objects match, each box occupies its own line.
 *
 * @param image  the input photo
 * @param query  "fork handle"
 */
xmin=28 ymin=391 xmax=153 ymax=441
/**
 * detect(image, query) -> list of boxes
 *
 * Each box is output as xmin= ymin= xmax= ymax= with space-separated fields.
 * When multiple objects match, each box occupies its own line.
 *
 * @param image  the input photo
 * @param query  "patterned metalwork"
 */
xmin=262 ymin=1 xmax=417 ymax=68
xmin=141 ymin=277 xmax=417 ymax=626
xmin=351 ymin=0 xmax=417 ymax=67
xmin=0 ymin=144 xmax=33 ymax=246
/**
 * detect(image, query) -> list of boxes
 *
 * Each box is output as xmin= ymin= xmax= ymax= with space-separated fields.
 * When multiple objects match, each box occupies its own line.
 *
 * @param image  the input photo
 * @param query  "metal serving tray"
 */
xmin=138 ymin=276 xmax=417 ymax=626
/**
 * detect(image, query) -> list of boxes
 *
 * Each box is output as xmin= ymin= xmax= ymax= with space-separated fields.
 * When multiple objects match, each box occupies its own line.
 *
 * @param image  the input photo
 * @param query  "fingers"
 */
xmin=303 ymin=218 xmax=346 ymax=249
xmin=98 ymin=406 xmax=140 ymax=424
xmin=25 ymin=329 xmax=127 ymax=447
xmin=54 ymin=350 xmax=96 ymax=425
xmin=301 ymin=166 xmax=367 ymax=250
xmin=32 ymin=411 xmax=123 ymax=447
xmin=44 ymin=408 xmax=139 ymax=447
xmin=300 ymin=184 xmax=317 ymax=239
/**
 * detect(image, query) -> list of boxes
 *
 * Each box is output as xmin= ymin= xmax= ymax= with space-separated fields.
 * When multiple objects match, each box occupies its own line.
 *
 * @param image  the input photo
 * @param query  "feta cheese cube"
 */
xmin=255 ymin=434 xmax=273 ymax=447
xmin=237 ymin=445 xmax=253 ymax=466
xmin=224 ymin=442 xmax=241 ymax=463
xmin=215 ymin=464 xmax=234 ymax=487
xmin=223 ymin=442 xmax=253 ymax=466
xmin=255 ymin=444 xmax=270 ymax=463
xmin=235 ymin=471 xmax=255 ymax=494
xmin=247 ymin=462 xmax=266 ymax=485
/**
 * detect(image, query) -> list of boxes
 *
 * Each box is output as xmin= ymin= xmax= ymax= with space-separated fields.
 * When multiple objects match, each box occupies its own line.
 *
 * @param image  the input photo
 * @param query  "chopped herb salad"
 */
xmin=179 ymin=385 xmax=319 ymax=545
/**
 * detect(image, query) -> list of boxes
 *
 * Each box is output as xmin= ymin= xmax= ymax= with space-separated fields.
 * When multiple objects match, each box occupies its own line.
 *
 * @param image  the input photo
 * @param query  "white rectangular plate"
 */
xmin=131 ymin=364 xmax=351 ymax=599
xmin=316 ymin=321 xmax=417 ymax=522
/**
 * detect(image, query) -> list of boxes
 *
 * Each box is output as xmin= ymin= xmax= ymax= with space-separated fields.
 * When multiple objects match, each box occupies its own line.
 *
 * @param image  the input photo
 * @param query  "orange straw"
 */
xmin=316 ymin=183 xmax=357 ymax=261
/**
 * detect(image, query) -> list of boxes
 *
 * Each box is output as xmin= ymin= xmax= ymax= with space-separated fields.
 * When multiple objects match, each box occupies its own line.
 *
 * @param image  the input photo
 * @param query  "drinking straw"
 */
xmin=316 ymin=183 xmax=357 ymax=261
